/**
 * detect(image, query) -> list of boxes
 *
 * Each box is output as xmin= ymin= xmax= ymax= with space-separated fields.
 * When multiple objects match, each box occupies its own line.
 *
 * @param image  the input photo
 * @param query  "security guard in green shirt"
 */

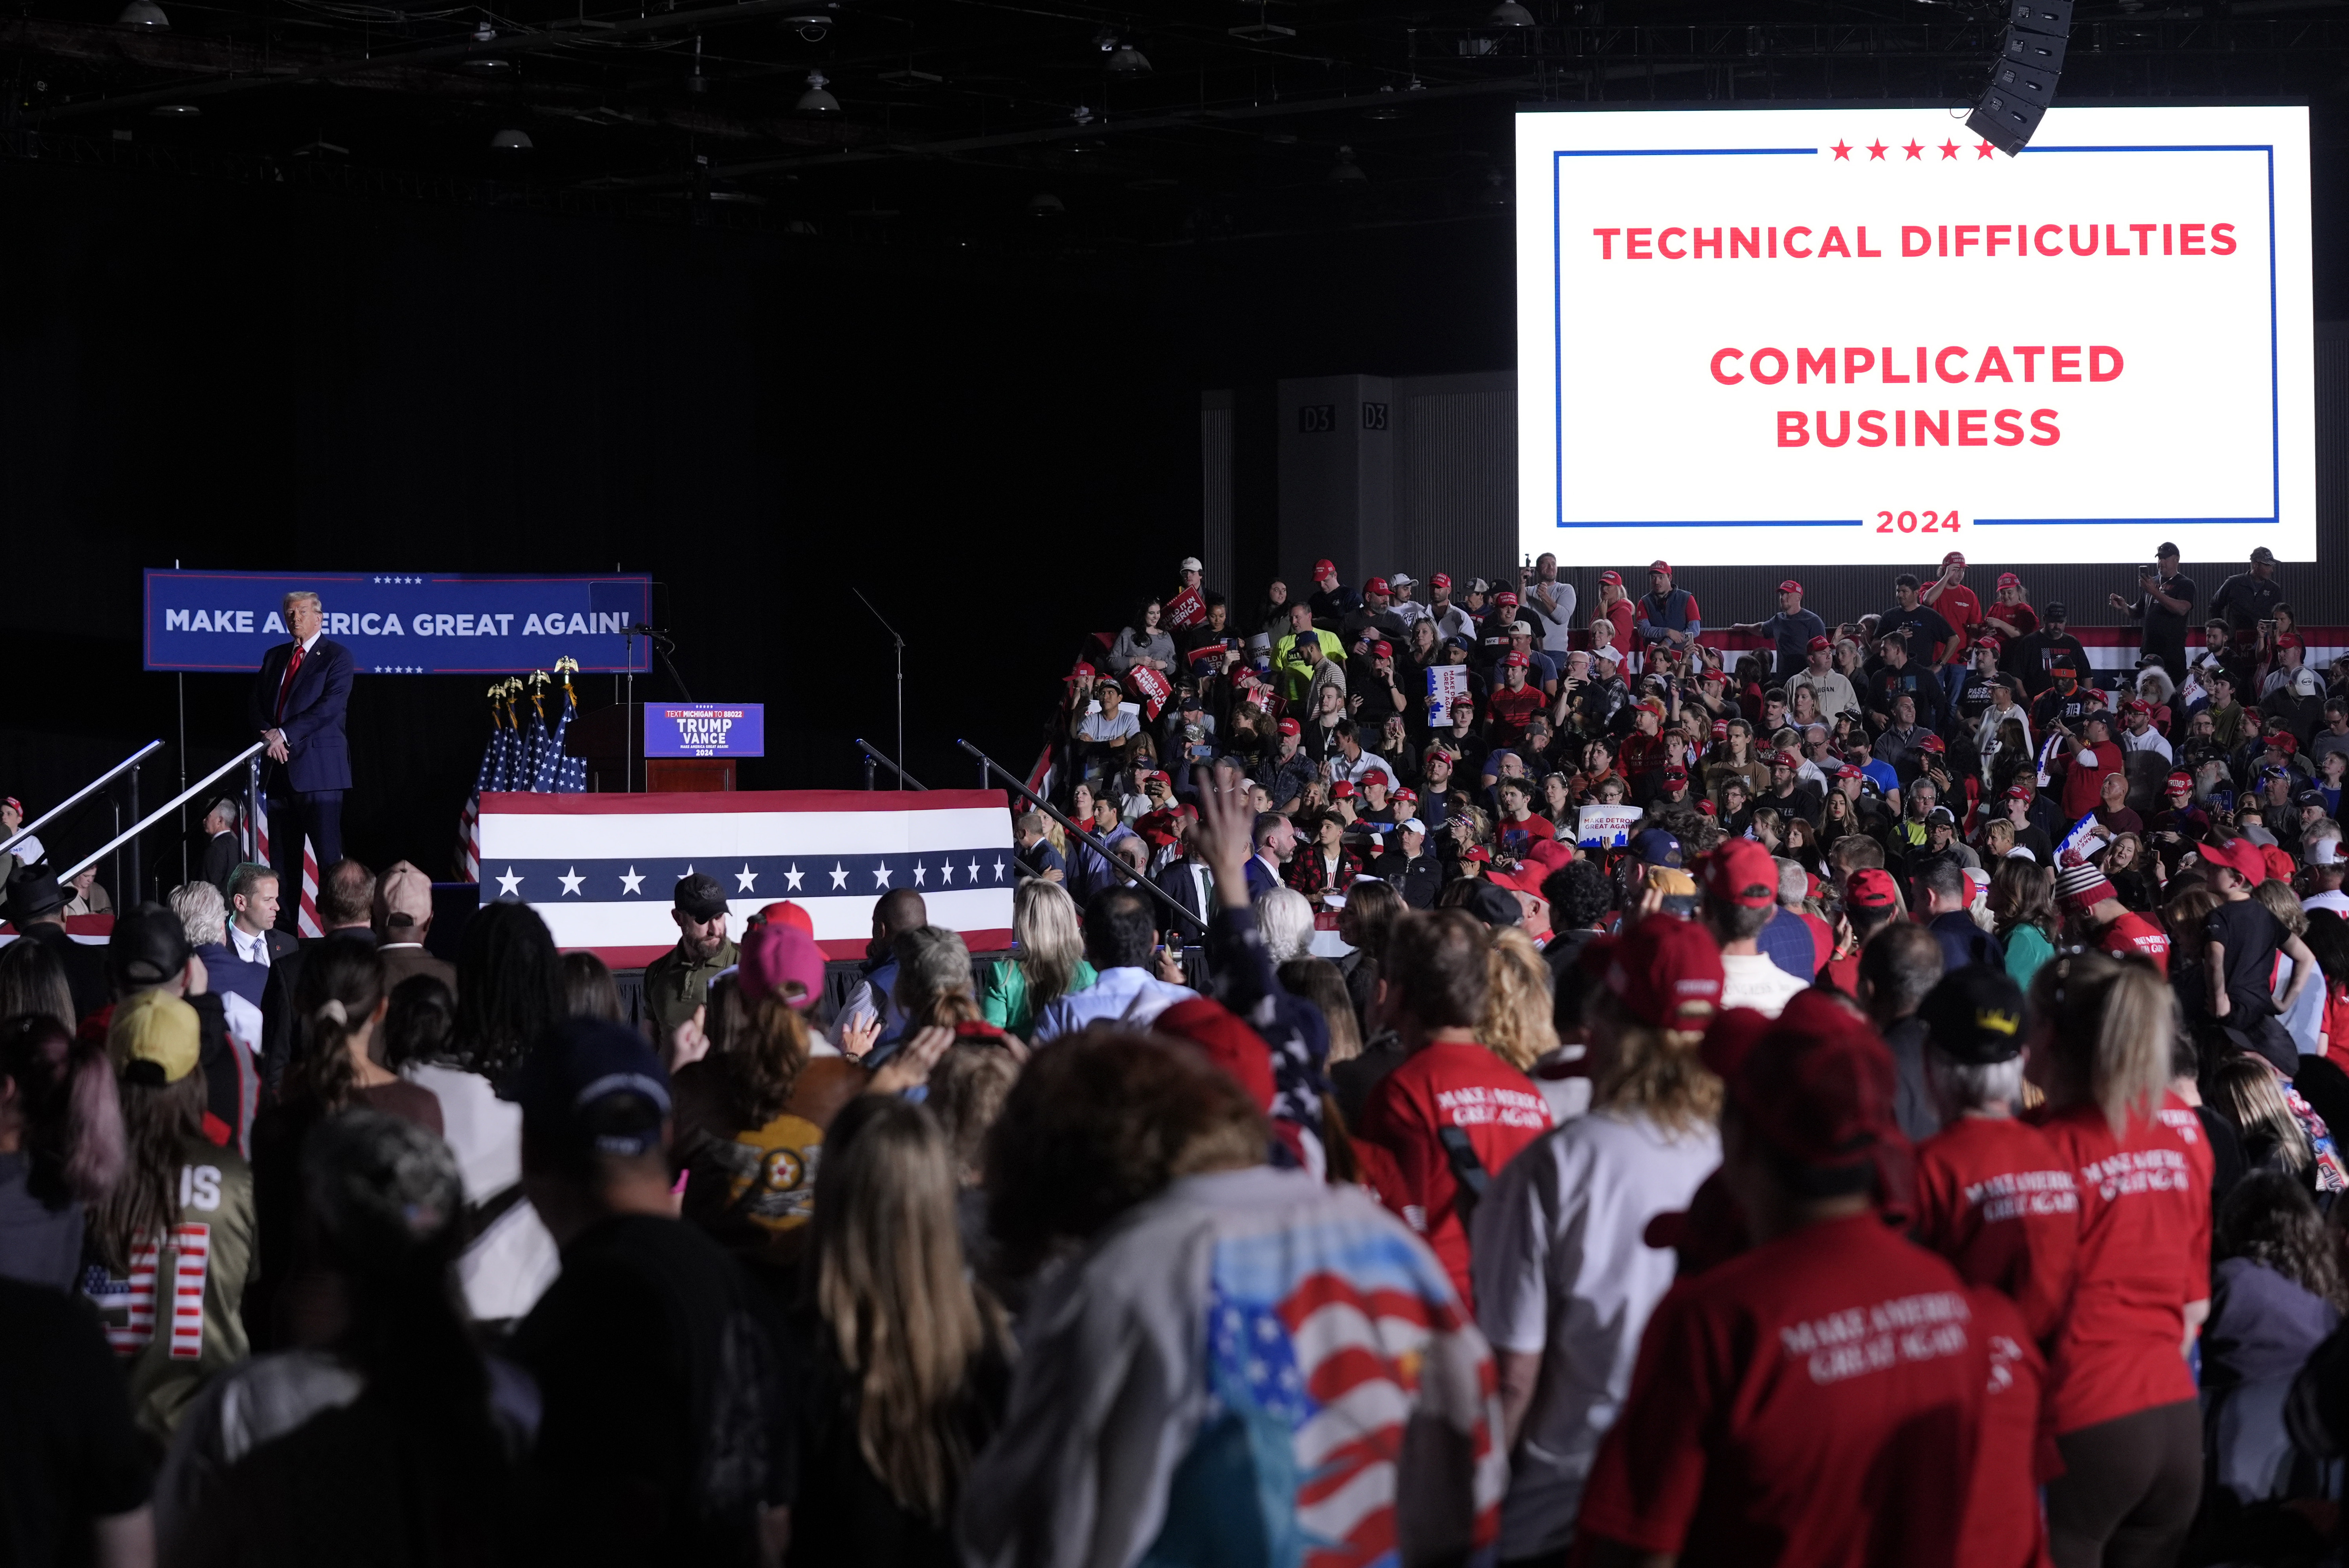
xmin=641 ymin=872 xmax=737 ymax=1043
xmin=1270 ymin=601 xmax=1345 ymax=705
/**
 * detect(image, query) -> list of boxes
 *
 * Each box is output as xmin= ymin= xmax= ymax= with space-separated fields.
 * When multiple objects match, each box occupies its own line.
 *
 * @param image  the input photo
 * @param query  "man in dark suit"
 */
xmin=1153 ymin=840 xmax=1213 ymax=946
xmin=199 ymin=798 xmax=242 ymax=898
xmin=247 ymin=589 xmax=353 ymax=934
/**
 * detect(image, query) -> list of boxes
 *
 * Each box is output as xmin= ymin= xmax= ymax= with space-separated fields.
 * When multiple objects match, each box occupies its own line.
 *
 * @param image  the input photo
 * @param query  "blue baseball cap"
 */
xmin=1631 ymin=828 xmax=1684 ymax=868
xmin=516 ymin=1018 xmax=673 ymax=1160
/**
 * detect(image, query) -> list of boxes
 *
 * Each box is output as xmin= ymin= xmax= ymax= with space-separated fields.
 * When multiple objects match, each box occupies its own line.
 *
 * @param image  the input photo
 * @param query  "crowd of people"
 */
xmin=0 ymin=542 xmax=2346 ymax=1567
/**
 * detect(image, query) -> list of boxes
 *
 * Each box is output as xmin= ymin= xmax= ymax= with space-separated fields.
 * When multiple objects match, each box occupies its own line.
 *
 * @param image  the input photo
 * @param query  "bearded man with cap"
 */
xmin=510 ymin=1018 xmax=792 ymax=1563
xmin=640 ymin=873 xmax=736 ymax=1045
xmin=1911 ymin=967 xmax=2081 ymax=1343
xmin=1632 ymin=561 xmax=1701 ymax=658
xmin=1576 ymin=994 xmax=1996 ymax=1568
xmin=1339 ymin=576 xmax=1409 ymax=651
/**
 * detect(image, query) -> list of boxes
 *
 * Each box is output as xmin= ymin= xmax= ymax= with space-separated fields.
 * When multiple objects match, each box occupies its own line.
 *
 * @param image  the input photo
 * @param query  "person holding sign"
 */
xmin=247 ymin=589 xmax=353 ymax=922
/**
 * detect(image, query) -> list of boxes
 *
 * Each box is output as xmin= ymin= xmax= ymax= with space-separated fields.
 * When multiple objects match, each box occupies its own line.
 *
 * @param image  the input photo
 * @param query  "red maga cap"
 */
xmin=1807 ymin=635 xmax=1833 ymax=652
xmin=1372 ymin=640 xmax=1394 ymax=659
xmin=1997 ymin=572 xmax=2022 ymax=588
xmin=1650 ymin=559 xmax=1672 ymax=573
xmin=1431 ymin=572 xmax=1452 ymax=589
xmin=1363 ymin=769 xmax=1391 ymax=789
xmin=1703 ymin=838 xmax=1779 ymax=909
xmin=1330 ymin=780 xmax=1357 ymax=799
xmin=1313 ymin=558 xmax=1336 ymax=577
xmin=1779 ymin=578 xmax=1804 ymax=593
xmin=1154 ymin=997 xmax=1276 ymax=1112
xmin=1845 ymin=867 xmax=1901 ymax=911
xmin=1604 ymin=913 xmax=1725 ymax=1029
xmin=1501 ymin=651 xmax=1530 ymax=669
xmin=2199 ymin=837 xmax=2268 ymax=882
xmin=1732 ymin=994 xmax=1900 ymax=1179
xmin=1364 ymin=576 xmax=1391 ymax=597
xmin=1942 ymin=550 xmax=1966 ymax=566
xmin=1598 ymin=570 xmax=1624 ymax=586
xmin=1277 ymin=717 xmax=1301 ymax=737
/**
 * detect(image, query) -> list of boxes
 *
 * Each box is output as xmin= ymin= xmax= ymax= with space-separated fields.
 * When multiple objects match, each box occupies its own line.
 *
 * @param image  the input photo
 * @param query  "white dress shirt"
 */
xmin=228 ymin=922 xmax=272 ymax=968
xmin=1031 ymin=965 xmax=1199 ymax=1043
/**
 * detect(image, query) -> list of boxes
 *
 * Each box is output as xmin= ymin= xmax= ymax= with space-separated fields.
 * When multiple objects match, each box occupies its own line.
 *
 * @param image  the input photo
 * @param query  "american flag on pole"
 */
xmin=476 ymin=789 xmax=1016 ymax=963
xmin=457 ymin=683 xmax=520 ymax=885
xmin=538 ymin=663 xmax=589 ymax=794
xmin=248 ymin=758 xmax=322 ymax=937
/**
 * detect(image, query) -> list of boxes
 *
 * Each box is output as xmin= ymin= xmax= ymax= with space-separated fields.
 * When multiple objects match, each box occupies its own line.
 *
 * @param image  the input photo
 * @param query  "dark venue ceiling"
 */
xmin=8 ymin=0 xmax=2349 ymax=249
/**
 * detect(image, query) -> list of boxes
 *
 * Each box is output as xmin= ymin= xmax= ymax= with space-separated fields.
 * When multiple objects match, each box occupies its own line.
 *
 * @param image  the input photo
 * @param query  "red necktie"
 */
xmin=275 ymin=644 xmax=306 ymax=723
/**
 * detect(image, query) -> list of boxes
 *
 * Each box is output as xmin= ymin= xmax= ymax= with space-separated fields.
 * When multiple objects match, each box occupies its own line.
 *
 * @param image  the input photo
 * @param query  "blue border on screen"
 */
xmin=1547 ymin=141 xmax=2280 ymax=534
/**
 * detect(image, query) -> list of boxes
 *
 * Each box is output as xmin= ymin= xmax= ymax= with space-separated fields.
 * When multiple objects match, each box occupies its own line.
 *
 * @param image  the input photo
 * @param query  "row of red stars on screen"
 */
xmin=1833 ymin=139 xmax=2002 ymax=160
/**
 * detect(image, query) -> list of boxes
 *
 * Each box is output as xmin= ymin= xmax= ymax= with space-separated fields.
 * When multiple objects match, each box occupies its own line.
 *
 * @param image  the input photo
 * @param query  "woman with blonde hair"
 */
xmin=1470 ymin=914 xmax=1724 ymax=1563
xmin=1480 ymin=927 xmax=1559 ymax=1074
xmin=981 ymin=879 xmax=1095 ymax=1038
xmin=2251 ymin=878 xmax=2327 ymax=1059
xmin=2208 ymin=1053 xmax=2314 ymax=1177
xmin=2025 ymin=949 xmax=2211 ymax=1566
xmin=791 ymin=1097 xmax=1012 ymax=1564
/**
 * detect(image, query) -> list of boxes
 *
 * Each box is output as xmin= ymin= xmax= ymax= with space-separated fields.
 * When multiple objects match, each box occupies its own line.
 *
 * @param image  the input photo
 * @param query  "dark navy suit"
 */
xmin=248 ymin=634 xmax=354 ymax=927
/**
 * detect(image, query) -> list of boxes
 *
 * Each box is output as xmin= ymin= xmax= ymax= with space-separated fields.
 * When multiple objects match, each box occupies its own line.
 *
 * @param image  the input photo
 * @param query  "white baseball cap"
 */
xmin=1397 ymin=818 xmax=1426 ymax=836
xmin=2312 ymin=836 xmax=2345 ymax=866
xmin=1390 ymin=572 xmax=1417 ymax=588
xmin=1177 ymin=555 xmax=1203 ymax=573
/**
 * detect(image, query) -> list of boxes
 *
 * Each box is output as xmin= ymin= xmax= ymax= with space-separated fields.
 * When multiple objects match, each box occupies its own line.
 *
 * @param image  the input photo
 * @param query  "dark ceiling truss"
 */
xmin=4 ymin=0 xmax=2345 ymax=241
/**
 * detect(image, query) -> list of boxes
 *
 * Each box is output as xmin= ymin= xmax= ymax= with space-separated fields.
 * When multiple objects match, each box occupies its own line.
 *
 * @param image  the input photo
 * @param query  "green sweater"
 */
xmin=981 ymin=958 xmax=1098 ymax=1038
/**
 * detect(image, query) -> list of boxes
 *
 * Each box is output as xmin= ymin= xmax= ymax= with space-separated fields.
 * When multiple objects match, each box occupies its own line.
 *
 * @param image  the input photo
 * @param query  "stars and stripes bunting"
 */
xmin=476 ymin=789 xmax=1017 ymax=963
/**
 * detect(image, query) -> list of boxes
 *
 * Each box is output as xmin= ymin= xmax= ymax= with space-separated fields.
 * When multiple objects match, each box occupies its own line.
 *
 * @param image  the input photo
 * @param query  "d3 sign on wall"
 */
xmin=1516 ymin=104 xmax=2315 ymax=566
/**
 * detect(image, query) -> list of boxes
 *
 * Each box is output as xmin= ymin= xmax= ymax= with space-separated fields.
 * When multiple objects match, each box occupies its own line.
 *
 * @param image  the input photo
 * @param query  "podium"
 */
xmin=566 ymin=705 xmax=737 ymax=793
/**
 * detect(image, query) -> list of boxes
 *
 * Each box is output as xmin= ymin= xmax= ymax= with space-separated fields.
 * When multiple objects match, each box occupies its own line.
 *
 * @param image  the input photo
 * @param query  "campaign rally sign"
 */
xmin=1576 ymin=804 xmax=1644 ymax=849
xmin=644 ymin=705 xmax=765 ymax=759
xmin=144 ymin=570 xmax=653 ymax=674
xmin=475 ymin=789 xmax=1016 ymax=964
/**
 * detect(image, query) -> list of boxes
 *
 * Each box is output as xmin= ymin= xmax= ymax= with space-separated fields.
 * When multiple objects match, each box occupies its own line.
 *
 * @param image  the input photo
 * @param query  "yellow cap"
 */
xmin=108 ymin=989 xmax=200 ymax=1084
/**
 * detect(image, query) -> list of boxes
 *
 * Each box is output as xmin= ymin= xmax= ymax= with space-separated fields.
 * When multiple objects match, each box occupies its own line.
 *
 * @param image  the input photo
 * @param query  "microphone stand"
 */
xmin=627 ymin=625 xmax=696 ymax=705
xmin=850 ymin=587 xmax=907 ymax=791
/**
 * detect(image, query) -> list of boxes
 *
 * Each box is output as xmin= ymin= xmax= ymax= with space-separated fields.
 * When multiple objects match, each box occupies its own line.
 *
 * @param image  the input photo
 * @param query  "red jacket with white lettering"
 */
xmin=1356 ymin=1039 xmax=1553 ymax=1307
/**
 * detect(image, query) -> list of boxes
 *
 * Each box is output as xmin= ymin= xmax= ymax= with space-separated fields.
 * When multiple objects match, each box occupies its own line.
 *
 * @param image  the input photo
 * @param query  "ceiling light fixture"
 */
xmin=490 ymin=127 xmax=533 ymax=149
xmin=1106 ymin=42 xmax=1151 ymax=71
xmin=687 ymin=34 xmax=708 ymax=93
xmin=780 ymin=6 xmax=832 ymax=40
xmin=796 ymin=69 xmax=840 ymax=114
xmin=462 ymin=56 xmax=512 ymax=70
xmin=150 ymin=102 xmax=200 ymax=116
xmin=1489 ymin=1 xmax=1537 ymax=22
xmin=1479 ymin=169 xmax=1510 ymax=207
xmin=1027 ymin=192 xmax=1065 ymax=216
xmin=473 ymin=19 xmax=494 ymax=40
xmin=1070 ymin=104 xmax=1093 ymax=125
xmin=116 ymin=0 xmax=168 ymax=25
xmin=1329 ymin=144 xmax=1368 ymax=184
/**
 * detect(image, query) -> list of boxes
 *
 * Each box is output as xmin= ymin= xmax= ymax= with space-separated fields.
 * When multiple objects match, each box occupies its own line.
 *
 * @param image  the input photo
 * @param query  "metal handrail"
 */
xmin=956 ymin=738 xmax=1206 ymax=936
xmin=57 ymin=744 xmax=265 ymax=882
xmin=853 ymin=739 xmax=928 ymax=791
xmin=0 ymin=740 xmax=164 ymax=859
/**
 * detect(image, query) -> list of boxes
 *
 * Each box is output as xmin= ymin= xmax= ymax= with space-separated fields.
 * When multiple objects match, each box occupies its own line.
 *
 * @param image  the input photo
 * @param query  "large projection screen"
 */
xmin=1516 ymin=104 xmax=2314 ymax=567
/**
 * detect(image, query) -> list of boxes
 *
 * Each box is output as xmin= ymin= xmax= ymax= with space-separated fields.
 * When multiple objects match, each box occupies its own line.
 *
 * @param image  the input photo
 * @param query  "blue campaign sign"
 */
xmin=144 ymin=571 xmax=654 ymax=674
xmin=644 ymin=704 xmax=766 ymax=758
